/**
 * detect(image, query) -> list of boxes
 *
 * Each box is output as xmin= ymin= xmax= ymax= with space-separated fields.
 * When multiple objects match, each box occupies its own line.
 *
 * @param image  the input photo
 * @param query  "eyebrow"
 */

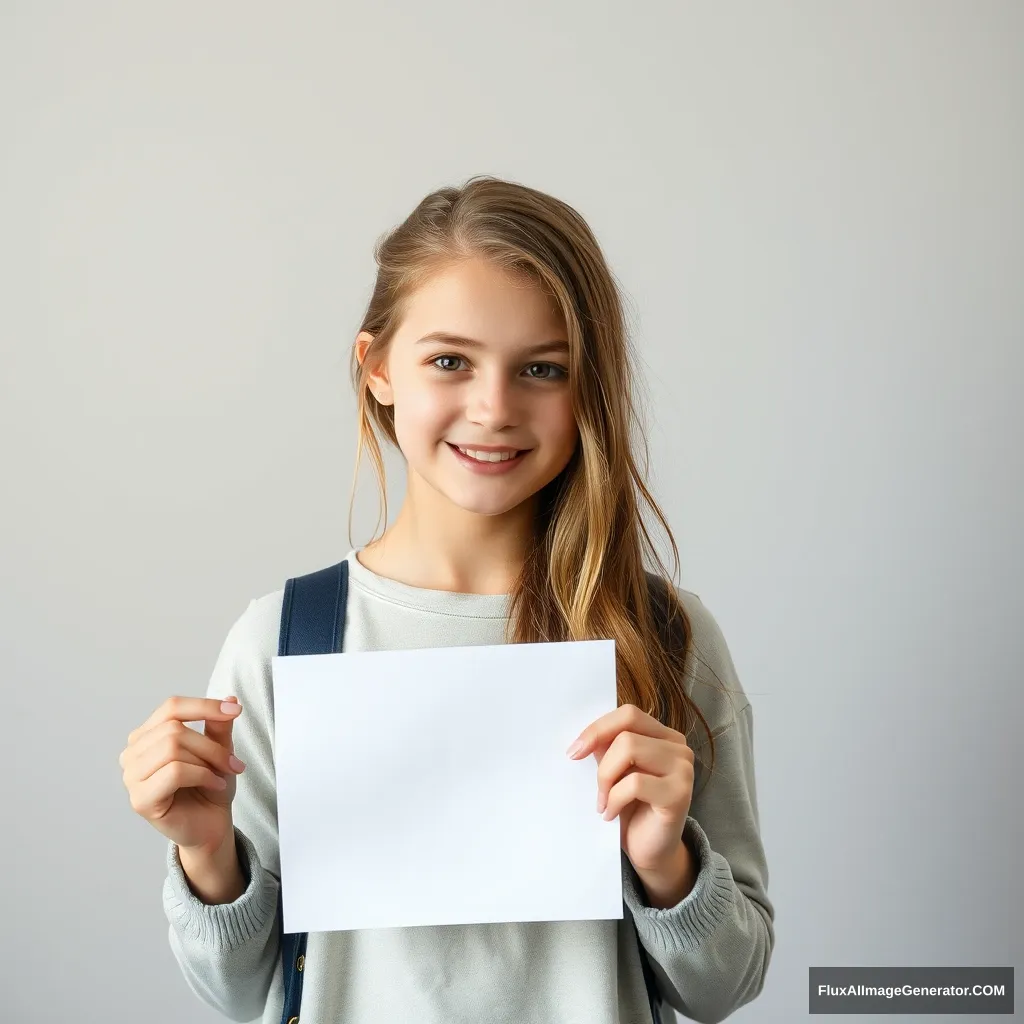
xmin=415 ymin=331 xmax=570 ymax=357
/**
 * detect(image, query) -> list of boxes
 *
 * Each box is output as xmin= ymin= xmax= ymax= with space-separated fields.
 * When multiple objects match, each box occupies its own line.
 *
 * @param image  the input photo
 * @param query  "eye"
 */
xmin=429 ymin=355 xmax=567 ymax=379
xmin=431 ymin=355 xmax=466 ymax=372
xmin=525 ymin=363 xmax=567 ymax=380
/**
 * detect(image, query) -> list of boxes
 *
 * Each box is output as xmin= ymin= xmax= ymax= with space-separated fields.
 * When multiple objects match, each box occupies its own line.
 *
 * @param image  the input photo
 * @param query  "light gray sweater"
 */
xmin=162 ymin=549 xmax=774 ymax=1024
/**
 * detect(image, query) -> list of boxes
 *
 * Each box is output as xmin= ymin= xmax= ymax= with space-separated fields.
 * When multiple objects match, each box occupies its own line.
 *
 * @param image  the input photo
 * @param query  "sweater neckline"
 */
xmin=344 ymin=549 xmax=511 ymax=619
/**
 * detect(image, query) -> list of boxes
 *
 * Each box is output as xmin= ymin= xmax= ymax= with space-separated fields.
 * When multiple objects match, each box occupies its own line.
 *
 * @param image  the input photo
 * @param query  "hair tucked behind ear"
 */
xmin=348 ymin=174 xmax=742 ymax=791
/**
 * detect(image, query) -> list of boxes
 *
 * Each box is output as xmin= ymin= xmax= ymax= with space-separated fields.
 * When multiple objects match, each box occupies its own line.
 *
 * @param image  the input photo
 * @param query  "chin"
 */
xmin=443 ymin=490 xmax=531 ymax=518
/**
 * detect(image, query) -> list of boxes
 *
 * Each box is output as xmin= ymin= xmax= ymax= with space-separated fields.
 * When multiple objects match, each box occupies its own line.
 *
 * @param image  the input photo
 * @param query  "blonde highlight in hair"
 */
xmin=348 ymin=175 xmax=737 ymax=788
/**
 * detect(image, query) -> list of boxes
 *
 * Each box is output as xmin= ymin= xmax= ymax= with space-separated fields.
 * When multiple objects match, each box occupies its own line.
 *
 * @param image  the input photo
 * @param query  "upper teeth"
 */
xmin=456 ymin=446 xmax=519 ymax=462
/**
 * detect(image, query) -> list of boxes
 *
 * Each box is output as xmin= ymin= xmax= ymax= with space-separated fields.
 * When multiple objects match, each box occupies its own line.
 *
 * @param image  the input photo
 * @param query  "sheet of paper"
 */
xmin=271 ymin=639 xmax=622 ymax=933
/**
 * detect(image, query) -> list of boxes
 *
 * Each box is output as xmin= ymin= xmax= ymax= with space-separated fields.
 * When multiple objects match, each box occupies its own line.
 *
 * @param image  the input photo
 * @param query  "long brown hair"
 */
xmin=348 ymin=175 xmax=738 ymax=789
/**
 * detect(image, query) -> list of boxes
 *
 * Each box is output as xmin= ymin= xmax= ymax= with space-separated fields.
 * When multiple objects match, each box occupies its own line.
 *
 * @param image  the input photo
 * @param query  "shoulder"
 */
xmin=670 ymin=586 xmax=751 ymax=740
xmin=205 ymin=587 xmax=285 ymax=693
xmin=246 ymin=586 xmax=287 ymax=640
xmin=223 ymin=587 xmax=285 ymax=657
xmin=674 ymin=588 xmax=740 ymax=688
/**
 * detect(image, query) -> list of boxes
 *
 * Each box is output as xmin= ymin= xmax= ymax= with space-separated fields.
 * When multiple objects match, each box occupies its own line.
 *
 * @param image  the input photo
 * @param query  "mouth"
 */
xmin=446 ymin=442 xmax=530 ymax=464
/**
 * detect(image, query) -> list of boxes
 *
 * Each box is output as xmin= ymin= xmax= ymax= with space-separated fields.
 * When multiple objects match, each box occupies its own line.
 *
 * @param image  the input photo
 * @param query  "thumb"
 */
xmin=204 ymin=694 xmax=240 ymax=752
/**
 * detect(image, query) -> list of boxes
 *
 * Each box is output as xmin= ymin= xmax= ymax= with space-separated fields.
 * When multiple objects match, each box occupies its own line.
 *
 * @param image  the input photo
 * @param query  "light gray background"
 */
xmin=1 ymin=3 xmax=1020 ymax=1022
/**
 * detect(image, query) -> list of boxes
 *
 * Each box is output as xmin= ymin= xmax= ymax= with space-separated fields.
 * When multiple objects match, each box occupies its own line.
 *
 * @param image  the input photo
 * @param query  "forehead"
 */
xmin=397 ymin=259 xmax=566 ymax=343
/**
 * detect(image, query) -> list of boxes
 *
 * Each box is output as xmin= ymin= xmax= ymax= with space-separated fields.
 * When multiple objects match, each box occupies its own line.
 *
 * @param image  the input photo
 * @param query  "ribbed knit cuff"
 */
xmin=163 ymin=828 xmax=279 ymax=952
xmin=622 ymin=816 xmax=736 ymax=954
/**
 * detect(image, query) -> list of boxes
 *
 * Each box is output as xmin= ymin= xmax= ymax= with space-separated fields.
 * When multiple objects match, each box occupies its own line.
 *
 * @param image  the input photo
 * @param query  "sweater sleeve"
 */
xmin=621 ymin=600 xmax=775 ymax=1024
xmin=161 ymin=597 xmax=285 ymax=1023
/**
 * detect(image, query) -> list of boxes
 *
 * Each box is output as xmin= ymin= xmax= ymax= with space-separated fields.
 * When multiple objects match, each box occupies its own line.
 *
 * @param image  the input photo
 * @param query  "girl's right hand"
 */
xmin=119 ymin=696 xmax=247 ymax=854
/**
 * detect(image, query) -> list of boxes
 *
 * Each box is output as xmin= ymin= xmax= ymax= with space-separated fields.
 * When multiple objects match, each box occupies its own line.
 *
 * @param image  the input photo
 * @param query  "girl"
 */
xmin=119 ymin=175 xmax=774 ymax=1024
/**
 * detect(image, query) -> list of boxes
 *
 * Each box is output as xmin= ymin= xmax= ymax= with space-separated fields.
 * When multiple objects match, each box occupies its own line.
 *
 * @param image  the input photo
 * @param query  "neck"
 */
xmin=359 ymin=475 xmax=537 ymax=595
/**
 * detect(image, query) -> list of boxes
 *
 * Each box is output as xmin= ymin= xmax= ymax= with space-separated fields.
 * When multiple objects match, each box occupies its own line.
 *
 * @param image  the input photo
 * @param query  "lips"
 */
xmin=445 ymin=442 xmax=532 ymax=472
xmin=447 ymin=442 xmax=528 ymax=462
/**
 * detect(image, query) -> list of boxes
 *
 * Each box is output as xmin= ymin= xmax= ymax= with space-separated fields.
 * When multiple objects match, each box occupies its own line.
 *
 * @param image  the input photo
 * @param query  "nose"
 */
xmin=466 ymin=370 xmax=520 ymax=431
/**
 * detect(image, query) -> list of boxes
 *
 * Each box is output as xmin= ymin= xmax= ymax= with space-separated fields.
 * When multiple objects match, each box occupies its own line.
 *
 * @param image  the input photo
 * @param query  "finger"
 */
xmin=127 ymin=696 xmax=242 ymax=747
xmin=595 ymin=732 xmax=686 ymax=812
xmin=602 ymin=771 xmax=681 ymax=822
xmin=129 ymin=716 xmax=229 ymax=765
xmin=124 ymin=719 xmax=245 ymax=784
xmin=203 ymin=695 xmax=241 ymax=752
xmin=123 ymin=742 xmax=210 ymax=789
xmin=568 ymin=703 xmax=685 ymax=761
xmin=129 ymin=761 xmax=228 ymax=820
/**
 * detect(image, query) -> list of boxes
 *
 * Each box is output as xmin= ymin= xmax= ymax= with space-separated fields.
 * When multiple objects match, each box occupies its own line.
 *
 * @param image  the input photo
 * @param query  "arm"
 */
xmin=622 ymin=600 xmax=775 ymax=1024
xmin=177 ymin=832 xmax=247 ymax=906
xmin=633 ymin=830 xmax=700 ymax=909
xmin=162 ymin=596 xmax=284 ymax=1023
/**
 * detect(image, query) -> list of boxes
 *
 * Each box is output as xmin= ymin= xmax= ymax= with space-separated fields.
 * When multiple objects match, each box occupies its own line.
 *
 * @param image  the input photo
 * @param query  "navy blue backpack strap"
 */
xmin=276 ymin=559 xmax=349 ymax=1024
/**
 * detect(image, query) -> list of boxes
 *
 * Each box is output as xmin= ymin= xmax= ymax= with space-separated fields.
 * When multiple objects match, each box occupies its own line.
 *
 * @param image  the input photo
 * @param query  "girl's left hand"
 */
xmin=567 ymin=704 xmax=695 ymax=874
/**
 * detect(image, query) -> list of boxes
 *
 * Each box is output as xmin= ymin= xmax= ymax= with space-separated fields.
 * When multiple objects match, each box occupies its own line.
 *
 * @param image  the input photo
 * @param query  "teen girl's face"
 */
xmin=359 ymin=258 xmax=579 ymax=519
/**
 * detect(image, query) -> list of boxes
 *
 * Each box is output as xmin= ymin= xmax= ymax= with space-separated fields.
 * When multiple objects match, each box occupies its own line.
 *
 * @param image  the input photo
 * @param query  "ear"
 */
xmin=355 ymin=331 xmax=394 ymax=406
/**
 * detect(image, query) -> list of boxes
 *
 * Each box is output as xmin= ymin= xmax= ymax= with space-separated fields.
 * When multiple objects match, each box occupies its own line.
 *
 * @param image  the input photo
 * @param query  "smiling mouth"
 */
xmin=446 ymin=443 xmax=529 ymax=463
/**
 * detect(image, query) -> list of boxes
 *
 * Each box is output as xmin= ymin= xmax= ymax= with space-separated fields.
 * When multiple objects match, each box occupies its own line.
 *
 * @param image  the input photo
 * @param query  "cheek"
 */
xmin=391 ymin=380 xmax=453 ymax=442
xmin=546 ymin=398 xmax=579 ymax=451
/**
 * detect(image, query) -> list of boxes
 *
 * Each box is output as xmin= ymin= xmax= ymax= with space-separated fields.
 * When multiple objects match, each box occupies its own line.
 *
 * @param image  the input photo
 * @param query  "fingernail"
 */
xmin=221 ymin=701 xmax=242 ymax=715
xmin=566 ymin=739 xmax=584 ymax=758
xmin=229 ymin=755 xmax=246 ymax=773
xmin=597 ymin=792 xmax=606 ymax=813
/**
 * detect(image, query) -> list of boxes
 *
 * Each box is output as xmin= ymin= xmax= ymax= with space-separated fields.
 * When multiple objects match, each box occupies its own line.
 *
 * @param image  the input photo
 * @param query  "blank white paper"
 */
xmin=271 ymin=639 xmax=623 ymax=933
